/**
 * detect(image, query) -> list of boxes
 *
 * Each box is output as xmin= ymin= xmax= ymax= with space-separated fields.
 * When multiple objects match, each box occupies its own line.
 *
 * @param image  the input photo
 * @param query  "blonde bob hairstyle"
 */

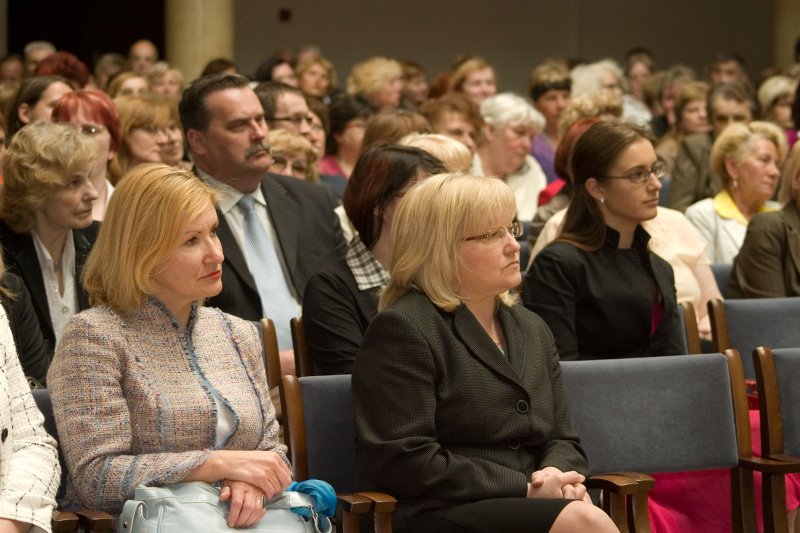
xmin=380 ymin=173 xmax=518 ymax=312
xmin=111 ymin=94 xmax=172 ymax=182
xmin=347 ymin=57 xmax=402 ymax=96
xmin=0 ymin=121 xmax=96 ymax=233
xmin=710 ymin=120 xmax=788 ymax=188
xmin=268 ymin=129 xmax=320 ymax=183
xmin=82 ymin=163 xmax=218 ymax=312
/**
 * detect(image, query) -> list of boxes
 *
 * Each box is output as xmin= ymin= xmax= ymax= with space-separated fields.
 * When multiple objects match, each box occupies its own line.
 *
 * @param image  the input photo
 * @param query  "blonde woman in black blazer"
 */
xmin=352 ymin=174 xmax=617 ymax=533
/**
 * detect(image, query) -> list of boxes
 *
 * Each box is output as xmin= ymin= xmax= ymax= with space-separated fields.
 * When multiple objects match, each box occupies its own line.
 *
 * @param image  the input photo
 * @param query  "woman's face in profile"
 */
xmin=39 ymin=171 xmax=98 ymax=232
xmin=592 ymin=138 xmax=661 ymax=229
xmin=152 ymin=201 xmax=224 ymax=310
xmin=457 ymin=215 xmax=521 ymax=302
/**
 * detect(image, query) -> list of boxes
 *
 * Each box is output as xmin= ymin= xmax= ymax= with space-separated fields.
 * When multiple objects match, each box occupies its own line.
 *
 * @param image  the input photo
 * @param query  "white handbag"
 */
xmin=118 ymin=482 xmax=332 ymax=533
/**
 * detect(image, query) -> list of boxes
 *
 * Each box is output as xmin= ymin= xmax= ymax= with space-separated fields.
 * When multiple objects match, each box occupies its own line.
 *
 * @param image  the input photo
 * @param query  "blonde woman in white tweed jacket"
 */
xmin=0 ymin=300 xmax=60 ymax=533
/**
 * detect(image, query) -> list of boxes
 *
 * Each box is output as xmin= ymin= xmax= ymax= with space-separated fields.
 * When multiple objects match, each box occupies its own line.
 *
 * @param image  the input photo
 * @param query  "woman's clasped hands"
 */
xmin=527 ymin=466 xmax=591 ymax=504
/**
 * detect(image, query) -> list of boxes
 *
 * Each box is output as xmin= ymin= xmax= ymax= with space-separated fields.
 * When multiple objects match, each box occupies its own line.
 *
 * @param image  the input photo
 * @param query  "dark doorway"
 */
xmin=7 ymin=0 xmax=164 ymax=71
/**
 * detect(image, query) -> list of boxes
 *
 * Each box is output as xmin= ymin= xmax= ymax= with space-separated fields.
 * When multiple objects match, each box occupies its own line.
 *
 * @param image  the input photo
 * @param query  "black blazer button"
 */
xmin=508 ymin=438 xmax=520 ymax=450
xmin=1 ymin=428 xmax=7 ymax=442
xmin=516 ymin=400 xmax=529 ymax=414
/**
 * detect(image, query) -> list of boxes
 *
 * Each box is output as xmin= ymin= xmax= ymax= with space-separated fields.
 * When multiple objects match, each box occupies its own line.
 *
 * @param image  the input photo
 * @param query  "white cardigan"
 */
xmin=0 ymin=304 xmax=59 ymax=532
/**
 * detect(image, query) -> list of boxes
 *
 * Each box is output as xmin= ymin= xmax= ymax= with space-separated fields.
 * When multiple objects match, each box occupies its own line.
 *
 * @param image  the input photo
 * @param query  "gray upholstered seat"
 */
xmin=711 ymin=263 xmax=733 ymax=298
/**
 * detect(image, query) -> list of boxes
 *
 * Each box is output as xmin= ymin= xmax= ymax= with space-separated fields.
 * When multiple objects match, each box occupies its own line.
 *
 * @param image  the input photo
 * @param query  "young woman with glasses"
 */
xmin=523 ymin=120 xmax=685 ymax=360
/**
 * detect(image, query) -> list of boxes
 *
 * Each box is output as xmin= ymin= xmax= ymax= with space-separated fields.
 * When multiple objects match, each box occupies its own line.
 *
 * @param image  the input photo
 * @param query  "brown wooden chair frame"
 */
xmin=752 ymin=346 xmax=800 ymax=532
xmin=290 ymin=317 xmax=315 ymax=378
xmin=679 ymin=301 xmax=702 ymax=354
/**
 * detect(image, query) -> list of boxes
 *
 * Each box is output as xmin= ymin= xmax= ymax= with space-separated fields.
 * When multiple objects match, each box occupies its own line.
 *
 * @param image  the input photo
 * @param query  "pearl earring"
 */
xmin=600 ymin=197 xmax=606 ymax=204
xmin=732 ymin=179 xmax=739 ymax=190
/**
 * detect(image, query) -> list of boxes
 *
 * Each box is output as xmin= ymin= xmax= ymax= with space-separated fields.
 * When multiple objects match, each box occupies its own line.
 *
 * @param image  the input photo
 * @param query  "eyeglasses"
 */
xmin=270 ymin=154 xmax=309 ymax=176
xmin=602 ymin=161 xmax=667 ymax=184
xmin=464 ymin=221 xmax=522 ymax=242
xmin=268 ymin=114 xmax=313 ymax=127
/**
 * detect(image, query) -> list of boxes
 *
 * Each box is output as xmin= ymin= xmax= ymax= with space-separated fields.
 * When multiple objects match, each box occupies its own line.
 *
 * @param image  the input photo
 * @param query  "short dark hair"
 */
xmin=343 ymin=144 xmax=446 ymax=248
xmin=201 ymin=58 xmax=238 ymax=77
xmin=179 ymin=73 xmax=250 ymax=133
xmin=326 ymin=94 xmax=376 ymax=155
xmin=708 ymin=80 xmax=754 ymax=117
xmin=254 ymin=81 xmax=306 ymax=120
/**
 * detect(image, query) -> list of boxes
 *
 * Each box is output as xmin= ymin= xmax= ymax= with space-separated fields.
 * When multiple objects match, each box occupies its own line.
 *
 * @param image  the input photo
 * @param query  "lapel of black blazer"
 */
xmin=452 ymin=305 xmax=524 ymax=387
xmin=261 ymin=175 xmax=299 ymax=288
xmin=216 ymin=206 xmax=258 ymax=294
xmin=2 ymin=231 xmax=54 ymax=340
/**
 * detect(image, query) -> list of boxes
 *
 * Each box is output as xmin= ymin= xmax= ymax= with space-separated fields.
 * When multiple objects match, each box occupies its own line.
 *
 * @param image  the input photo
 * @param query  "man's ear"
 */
xmin=186 ymin=129 xmax=206 ymax=156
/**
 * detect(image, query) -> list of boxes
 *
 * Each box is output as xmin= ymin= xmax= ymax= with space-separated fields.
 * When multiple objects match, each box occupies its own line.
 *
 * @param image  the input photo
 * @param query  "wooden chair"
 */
xmin=711 ymin=263 xmax=733 ymax=298
xmin=259 ymin=318 xmax=283 ymax=389
xmin=32 ymin=389 xmax=114 ymax=533
xmin=678 ymin=301 xmax=702 ymax=354
xmin=561 ymin=352 xmax=790 ymax=533
xmin=290 ymin=317 xmax=315 ymax=377
xmin=708 ymin=297 xmax=800 ymax=378
xmin=752 ymin=347 xmax=800 ymax=532
xmin=281 ymin=375 xmax=389 ymax=532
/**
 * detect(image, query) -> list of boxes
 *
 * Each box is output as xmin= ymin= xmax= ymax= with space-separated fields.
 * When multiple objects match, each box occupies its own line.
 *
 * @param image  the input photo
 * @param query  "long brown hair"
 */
xmin=557 ymin=120 xmax=652 ymax=251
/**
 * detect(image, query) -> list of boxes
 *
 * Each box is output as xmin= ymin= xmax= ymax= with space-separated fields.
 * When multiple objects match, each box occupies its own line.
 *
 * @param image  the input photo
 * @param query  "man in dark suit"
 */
xmin=179 ymin=74 xmax=345 ymax=348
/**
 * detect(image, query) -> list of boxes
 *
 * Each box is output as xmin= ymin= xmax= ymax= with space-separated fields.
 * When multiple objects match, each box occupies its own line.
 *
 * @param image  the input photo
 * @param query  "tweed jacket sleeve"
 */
xmin=353 ymin=293 xmax=587 ymax=507
xmin=0 ymin=305 xmax=59 ymax=532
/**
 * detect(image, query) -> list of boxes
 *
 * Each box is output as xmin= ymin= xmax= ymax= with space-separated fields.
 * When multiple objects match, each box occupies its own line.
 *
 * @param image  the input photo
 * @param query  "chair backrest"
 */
xmin=561 ymin=353 xmax=739 ymax=474
xmin=709 ymin=297 xmax=800 ymax=378
xmin=290 ymin=317 xmax=315 ymax=378
xmin=281 ymin=374 xmax=355 ymax=493
xmin=759 ymin=348 xmax=800 ymax=457
xmin=260 ymin=318 xmax=285 ymax=388
xmin=711 ymin=264 xmax=733 ymax=298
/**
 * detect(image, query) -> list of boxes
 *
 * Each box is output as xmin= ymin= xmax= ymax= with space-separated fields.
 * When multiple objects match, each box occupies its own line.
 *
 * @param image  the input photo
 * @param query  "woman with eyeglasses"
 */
xmin=52 ymin=89 xmax=122 ymax=221
xmin=352 ymin=173 xmax=617 ymax=533
xmin=524 ymin=120 xmax=684 ymax=360
xmin=266 ymin=129 xmax=318 ymax=183
xmin=111 ymin=94 xmax=170 ymax=183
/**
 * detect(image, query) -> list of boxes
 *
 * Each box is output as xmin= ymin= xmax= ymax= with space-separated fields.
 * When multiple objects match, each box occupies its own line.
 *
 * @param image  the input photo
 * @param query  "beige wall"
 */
xmin=234 ymin=0 xmax=777 ymax=95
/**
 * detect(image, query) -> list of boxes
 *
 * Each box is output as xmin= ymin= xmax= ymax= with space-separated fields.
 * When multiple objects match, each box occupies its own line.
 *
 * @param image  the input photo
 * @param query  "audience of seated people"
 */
xmin=0 ymin=32 xmax=799 ymax=532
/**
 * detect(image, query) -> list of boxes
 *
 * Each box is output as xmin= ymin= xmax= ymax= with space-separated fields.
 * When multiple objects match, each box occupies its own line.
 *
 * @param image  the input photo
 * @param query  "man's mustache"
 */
xmin=244 ymin=142 xmax=271 ymax=159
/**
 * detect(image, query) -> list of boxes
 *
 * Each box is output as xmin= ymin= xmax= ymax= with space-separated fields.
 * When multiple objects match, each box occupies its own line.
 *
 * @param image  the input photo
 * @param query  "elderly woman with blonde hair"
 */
xmin=685 ymin=121 xmax=788 ymax=263
xmin=757 ymin=75 xmax=797 ymax=132
xmin=267 ymin=129 xmax=320 ymax=183
xmin=48 ymin=164 xmax=290 ymax=528
xmin=296 ymin=56 xmax=336 ymax=102
xmin=729 ymin=143 xmax=800 ymax=297
xmin=0 ymin=121 xmax=98 ymax=357
xmin=352 ymin=172 xmax=617 ymax=533
xmin=472 ymin=93 xmax=547 ymax=222
xmin=347 ymin=56 xmax=403 ymax=110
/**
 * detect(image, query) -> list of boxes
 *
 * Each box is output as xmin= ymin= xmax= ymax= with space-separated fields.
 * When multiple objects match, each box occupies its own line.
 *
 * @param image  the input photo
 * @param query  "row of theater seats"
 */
xmin=32 ymin=295 xmax=800 ymax=532
xmin=266 ymin=297 xmax=800 ymax=532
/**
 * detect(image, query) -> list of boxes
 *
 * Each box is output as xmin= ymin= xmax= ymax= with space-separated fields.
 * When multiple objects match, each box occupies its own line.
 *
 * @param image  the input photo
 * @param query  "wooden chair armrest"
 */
xmin=740 ymin=456 xmax=800 ymax=474
xmin=357 ymin=492 xmax=397 ymax=533
xmin=769 ymin=453 xmax=800 ymax=464
xmin=357 ymin=491 xmax=397 ymax=513
xmin=586 ymin=474 xmax=642 ymax=495
xmin=51 ymin=510 xmax=79 ymax=532
xmin=74 ymin=508 xmax=115 ymax=532
xmin=337 ymin=492 xmax=373 ymax=514
xmin=611 ymin=471 xmax=656 ymax=491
